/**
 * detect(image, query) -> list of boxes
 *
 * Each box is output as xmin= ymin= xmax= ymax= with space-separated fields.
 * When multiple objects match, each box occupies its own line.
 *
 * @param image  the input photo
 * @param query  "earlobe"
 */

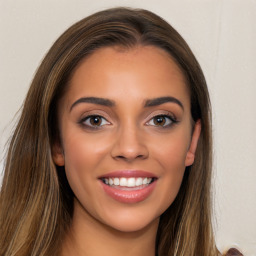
xmin=185 ymin=120 xmax=201 ymax=166
xmin=52 ymin=143 xmax=65 ymax=166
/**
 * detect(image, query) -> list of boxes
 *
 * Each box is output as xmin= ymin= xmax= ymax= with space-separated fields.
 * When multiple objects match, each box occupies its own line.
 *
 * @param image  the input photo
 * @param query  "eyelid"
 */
xmin=145 ymin=110 xmax=177 ymax=122
xmin=79 ymin=115 xmax=111 ymax=130
xmin=145 ymin=111 xmax=178 ymax=127
xmin=78 ymin=110 xmax=112 ymax=129
xmin=79 ymin=109 xmax=111 ymax=121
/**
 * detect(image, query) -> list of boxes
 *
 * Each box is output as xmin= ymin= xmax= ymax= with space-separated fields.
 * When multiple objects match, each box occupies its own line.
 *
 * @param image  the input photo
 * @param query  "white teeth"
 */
xmin=120 ymin=177 xmax=127 ymax=186
xmin=135 ymin=177 xmax=143 ymax=186
xmin=103 ymin=177 xmax=154 ymax=187
xmin=109 ymin=178 xmax=114 ymax=186
xmin=142 ymin=178 xmax=148 ymax=185
xmin=114 ymin=178 xmax=119 ymax=185
xmin=127 ymin=177 xmax=136 ymax=187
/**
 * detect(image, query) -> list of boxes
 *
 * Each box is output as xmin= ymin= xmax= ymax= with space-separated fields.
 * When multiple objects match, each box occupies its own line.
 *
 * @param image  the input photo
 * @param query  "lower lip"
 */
xmin=100 ymin=180 xmax=157 ymax=204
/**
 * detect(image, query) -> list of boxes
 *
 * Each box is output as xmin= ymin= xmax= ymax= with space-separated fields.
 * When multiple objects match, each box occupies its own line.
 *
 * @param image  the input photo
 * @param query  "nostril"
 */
xmin=110 ymin=134 xmax=149 ymax=161
xmin=115 ymin=155 xmax=145 ymax=161
xmin=115 ymin=154 xmax=146 ymax=161
xmin=116 ymin=155 xmax=126 ymax=159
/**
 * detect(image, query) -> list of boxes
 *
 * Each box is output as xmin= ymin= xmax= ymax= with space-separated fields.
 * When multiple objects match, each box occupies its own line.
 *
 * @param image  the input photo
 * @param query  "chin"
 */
xmin=104 ymin=215 xmax=159 ymax=233
xmin=98 ymin=205 xmax=161 ymax=233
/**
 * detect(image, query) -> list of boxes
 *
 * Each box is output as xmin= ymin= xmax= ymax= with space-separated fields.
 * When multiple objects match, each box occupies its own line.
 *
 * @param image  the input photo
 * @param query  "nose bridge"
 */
xmin=111 ymin=119 xmax=148 ymax=161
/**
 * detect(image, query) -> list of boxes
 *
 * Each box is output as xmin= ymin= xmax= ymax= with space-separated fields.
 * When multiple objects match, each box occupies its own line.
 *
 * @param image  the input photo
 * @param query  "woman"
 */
xmin=0 ymin=7 xmax=243 ymax=256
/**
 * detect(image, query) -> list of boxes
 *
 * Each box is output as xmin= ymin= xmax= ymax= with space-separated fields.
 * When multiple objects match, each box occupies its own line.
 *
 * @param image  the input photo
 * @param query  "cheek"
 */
xmin=62 ymin=129 xmax=111 ymax=168
xmin=61 ymin=129 xmax=113 ymax=193
xmin=151 ymin=128 xmax=190 ymax=169
xmin=149 ymin=131 xmax=190 ymax=209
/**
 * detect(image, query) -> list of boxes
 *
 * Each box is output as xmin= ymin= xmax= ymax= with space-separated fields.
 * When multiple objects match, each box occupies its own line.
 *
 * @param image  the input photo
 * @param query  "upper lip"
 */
xmin=98 ymin=170 xmax=157 ymax=179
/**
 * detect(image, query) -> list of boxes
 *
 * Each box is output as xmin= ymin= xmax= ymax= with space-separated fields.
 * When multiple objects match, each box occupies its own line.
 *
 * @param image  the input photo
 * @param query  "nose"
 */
xmin=111 ymin=125 xmax=149 ymax=162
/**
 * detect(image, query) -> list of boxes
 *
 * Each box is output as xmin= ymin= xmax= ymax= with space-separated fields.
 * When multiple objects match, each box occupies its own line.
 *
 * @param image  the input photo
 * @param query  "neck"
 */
xmin=61 ymin=200 xmax=159 ymax=256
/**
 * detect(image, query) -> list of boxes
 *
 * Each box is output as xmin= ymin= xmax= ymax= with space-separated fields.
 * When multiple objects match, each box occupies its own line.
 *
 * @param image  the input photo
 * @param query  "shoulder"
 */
xmin=223 ymin=248 xmax=244 ymax=256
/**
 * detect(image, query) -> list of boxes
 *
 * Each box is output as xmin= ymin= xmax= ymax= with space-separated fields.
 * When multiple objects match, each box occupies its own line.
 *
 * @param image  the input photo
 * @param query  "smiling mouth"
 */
xmin=101 ymin=177 xmax=156 ymax=190
xmin=99 ymin=173 xmax=157 ymax=203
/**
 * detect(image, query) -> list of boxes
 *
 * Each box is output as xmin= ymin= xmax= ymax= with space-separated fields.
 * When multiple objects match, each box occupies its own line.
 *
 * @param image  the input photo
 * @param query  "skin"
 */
xmin=53 ymin=45 xmax=201 ymax=256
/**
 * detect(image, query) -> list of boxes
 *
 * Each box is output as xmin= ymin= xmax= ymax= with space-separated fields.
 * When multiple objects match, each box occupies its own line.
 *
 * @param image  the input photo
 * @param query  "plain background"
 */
xmin=0 ymin=0 xmax=255 ymax=254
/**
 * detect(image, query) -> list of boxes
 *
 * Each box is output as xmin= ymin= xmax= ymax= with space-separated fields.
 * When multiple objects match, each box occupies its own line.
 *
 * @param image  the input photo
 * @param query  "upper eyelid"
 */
xmin=145 ymin=110 xmax=177 ymax=121
xmin=83 ymin=115 xmax=110 ymax=125
xmin=146 ymin=114 xmax=176 ymax=125
xmin=77 ymin=110 xmax=178 ymax=125
xmin=80 ymin=114 xmax=111 ymax=125
xmin=79 ymin=110 xmax=112 ymax=121
xmin=79 ymin=115 xmax=111 ymax=130
xmin=81 ymin=114 xmax=108 ymax=121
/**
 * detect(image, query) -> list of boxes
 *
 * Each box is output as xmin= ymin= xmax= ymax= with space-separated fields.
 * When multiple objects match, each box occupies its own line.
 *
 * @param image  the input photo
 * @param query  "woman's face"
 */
xmin=53 ymin=46 xmax=201 ymax=232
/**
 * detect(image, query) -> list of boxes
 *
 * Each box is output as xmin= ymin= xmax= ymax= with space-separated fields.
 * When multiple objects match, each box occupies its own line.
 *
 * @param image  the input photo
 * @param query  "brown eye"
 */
xmin=153 ymin=116 xmax=166 ymax=126
xmin=147 ymin=114 xmax=176 ymax=128
xmin=89 ymin=116 xmax=102 ymax=126
xmin=81 ymin=115 xmax=110 ymax=128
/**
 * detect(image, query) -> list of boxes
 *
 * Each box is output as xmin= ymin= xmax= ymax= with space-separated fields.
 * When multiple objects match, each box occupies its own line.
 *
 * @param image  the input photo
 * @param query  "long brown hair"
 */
xmin=0 ymin=7 xmax=219 ymax=256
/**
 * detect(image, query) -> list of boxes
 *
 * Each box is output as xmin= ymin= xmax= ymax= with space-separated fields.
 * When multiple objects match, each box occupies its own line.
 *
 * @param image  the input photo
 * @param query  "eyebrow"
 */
xmin=70 ymin=97 xmax=115 ymax=111
xmin=144 ymin=96 xmax=184 ymax=109
xmin=70 ymin=96 xmax=183 ymax=112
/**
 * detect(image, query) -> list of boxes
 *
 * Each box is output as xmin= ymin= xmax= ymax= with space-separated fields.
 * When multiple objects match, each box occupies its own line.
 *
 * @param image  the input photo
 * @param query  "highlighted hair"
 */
xmin=0 ymin=7 xmax=219 ymax=256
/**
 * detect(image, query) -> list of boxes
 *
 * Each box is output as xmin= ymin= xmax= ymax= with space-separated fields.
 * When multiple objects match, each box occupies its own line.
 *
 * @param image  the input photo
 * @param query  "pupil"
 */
xmin=154 ymin=116 xmax=165 ymax=126
xmin=90 ymin=116 xmax=102 ymax=126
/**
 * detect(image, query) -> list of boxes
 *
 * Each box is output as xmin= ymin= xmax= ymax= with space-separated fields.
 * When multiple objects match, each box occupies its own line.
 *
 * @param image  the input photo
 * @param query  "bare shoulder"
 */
xmin=223 ymin=248 xmax=244 ymax=256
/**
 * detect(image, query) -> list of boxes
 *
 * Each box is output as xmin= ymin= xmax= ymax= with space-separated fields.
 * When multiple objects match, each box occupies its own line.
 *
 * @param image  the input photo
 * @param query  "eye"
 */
xmin=146 ymin=115 xmax=176 ymax=127
xmin=81 ymin=115 xmax=110 ymax=128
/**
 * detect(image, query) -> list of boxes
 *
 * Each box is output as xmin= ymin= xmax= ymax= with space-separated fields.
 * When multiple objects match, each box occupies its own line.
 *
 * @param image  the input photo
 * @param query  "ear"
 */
xmin=52 ymin=142 xmax=65 ymax=166
xmin=185 ymin=120 xmax=201 ymax=166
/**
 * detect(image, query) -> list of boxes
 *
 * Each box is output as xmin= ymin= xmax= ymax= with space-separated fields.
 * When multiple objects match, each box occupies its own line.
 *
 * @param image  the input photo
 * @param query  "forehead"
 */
xmin=64 ymin=45 xmax=190 ymax=109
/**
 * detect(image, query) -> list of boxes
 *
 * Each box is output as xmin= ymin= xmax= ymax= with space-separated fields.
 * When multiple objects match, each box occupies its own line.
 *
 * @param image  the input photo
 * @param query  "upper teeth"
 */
xmin=103 ymin=177 xmax=152 ymax=187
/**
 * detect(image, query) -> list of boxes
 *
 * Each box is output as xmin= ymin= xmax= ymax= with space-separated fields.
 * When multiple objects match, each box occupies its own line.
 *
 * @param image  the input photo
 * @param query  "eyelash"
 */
xmin=79 ymin=113 xmax=178 ymax=130
xmin=146 ymin=114 xmax=178 ymax=128
xmin=79 ymin=115 xmax=110 ymax=129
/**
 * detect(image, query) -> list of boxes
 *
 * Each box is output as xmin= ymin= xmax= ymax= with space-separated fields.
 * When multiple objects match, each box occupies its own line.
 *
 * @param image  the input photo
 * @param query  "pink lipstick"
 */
xmin=99 ymin=170 xmax=157 ymax=203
